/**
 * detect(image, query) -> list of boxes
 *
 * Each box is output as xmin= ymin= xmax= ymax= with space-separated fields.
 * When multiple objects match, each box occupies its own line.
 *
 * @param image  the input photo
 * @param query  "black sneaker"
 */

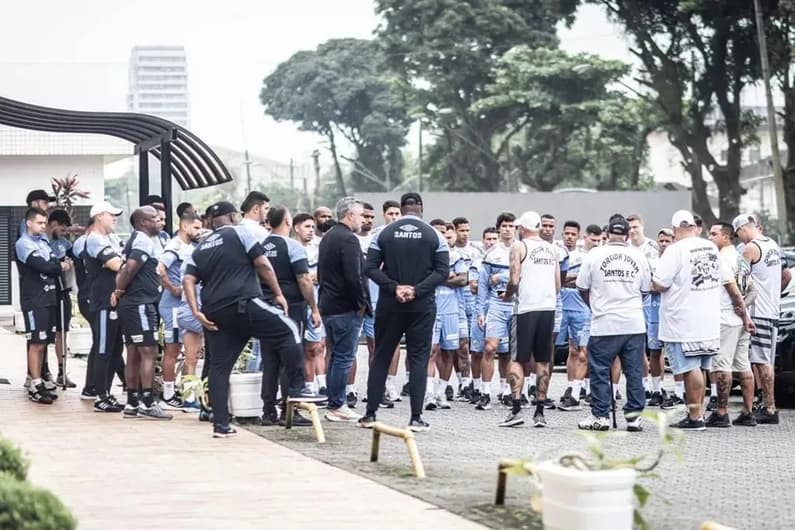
xmin=671 ymin=416 xmax=705 ymax=431
xmin=318 ymin=386 xmax=327 ymax=396
xmin=559 ymin=395 xmax=582 ymax=412
xmin=161 ymin=395 xmax=184 ymax=410
xmin=468 ymin=389 xmax=482 ymax=405
xmin=424 ymin=394 xmax=438 ymax=411
xmin=56 ymin=373 xmax=77 ymax=388
xmin=123 ymin=404 xmax=139 ymax=418
xmin=107 ymin=395 xmax=123 ymax=408
xmin=80 ymin=387 xmax=97 ymax=400
xmin=661 ymin=393 xmax=684 ymax=410
xmin=532 ymin=412 xmax=547 ymax=428
xmin=198 ymin=409 xmax=212 ymax=422
xmin=94 ymin=397 xmax=123 ymax=413
xmin=138 ymin=403 xmax=173 ymax=421
xmin=458 ymin=385 xmax=473 ymax=402
xmin=358 ymin=414 xmax=377 ymax=429
xmin=580 ymin=387 xmax=587 ymax=400
xmin=754 ymin=409 xmax=779 ymax=425
xmin=289 ymin=387 xmax=326 ymax=403
xmin=644 ymin=389 xmax=652 ymax=401
xmin=501 ymin=393 xmax=512 ymax=407
xmin=584 ymin=393 xmax=592 ymax=404
xmin=213 ymin=425 xmax=238 ymax=438
xmin=408 ymin=417 xmax=430 ymax=432
xmin=346 ymin=391 xmax=358 ymax=409
xmin=445 ymin=385 xmax=454 ymax=402
xmin=648 ymin=391 xmax=663 ymax=407
xmin=705 ymin=412 xmax=730 ymax=428
xmin=732 ymin=411 xmax=757 ymax=427
xmin=259 ymin=412 xmax=279 ymax=426
xmin=520 ymin=394 xmax=529 ymax=408
xmin=475 ymin=394 xmax=491 ymax=411
xmin=498 ymin=411 xmax=524 ymax=428
xmin=532 ymin=397 xmax=556 ymax=410
xmin=752 ymin=394 xmax=764 ymax=412
xmin=279 ymin=410 xmax=312 ymax=427
xmin=706 ymin=396 xmax=717 ymax=412
xmin=29 ymin=383 xmax=54 ymax=404
xmin=401 ymin=382 xmax=410 ymax=397
xmin=527 ymin=385 xmax=537 ymax=400
xmin=559 ymin=386 xmax=572 ymax=404
xmin=380 ymin=393 xmax=395 ymax=409
xmin=43 ymin=387 xmax=59 ymax=401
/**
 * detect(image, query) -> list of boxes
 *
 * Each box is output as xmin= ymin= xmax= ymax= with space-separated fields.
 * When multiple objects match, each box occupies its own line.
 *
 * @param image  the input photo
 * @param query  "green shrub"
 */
xmin=0 ymin=476 xmax=76 ymax=530
xmin=0 ymin=438 xmax=28 ymax=481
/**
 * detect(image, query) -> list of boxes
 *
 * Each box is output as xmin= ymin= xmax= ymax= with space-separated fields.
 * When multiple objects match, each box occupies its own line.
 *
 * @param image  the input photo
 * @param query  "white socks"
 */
xmin=345 ymin=384 xmax=355 ymax=395
xmin=163 ymin=381 xmax=175 ymax=400
xmin=474 ymin=378 xmax=482 ymax=391
xmin=642 ymin=377 xmax=651 ymax=392
xmin=584 ymin=378 xmax=590 ymax=394
xmin=710 ymin=383 xmax=717 ymax=397
xmin=317 ymin=374 xmax=327 ymax=388
xmin=571 ymin=380 xmax=582 ymax=400
xmin=529 ymin=374 xmax=537 ymax=387
xmin=522 ymin=377 xmax=530 ymax=395
xmin=652 ymin=376 xmax=662 ymax=392
xmin=675 ymin=381 xmax=685 ymax=398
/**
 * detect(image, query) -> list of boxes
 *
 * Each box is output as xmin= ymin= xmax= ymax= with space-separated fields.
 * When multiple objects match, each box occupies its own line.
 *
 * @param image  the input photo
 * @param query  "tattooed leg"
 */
xmin=536 ymin=362 xmax=550 ymax=401
xmin=738 ymin=370 xmax=755 ymax=414
xmin=714 ymin=371 xmax=731 ymax=416
xmin=507 ymin=363 xmax=523 ymax=399
xmin=759 ymin=364 xmax=776 ymax=412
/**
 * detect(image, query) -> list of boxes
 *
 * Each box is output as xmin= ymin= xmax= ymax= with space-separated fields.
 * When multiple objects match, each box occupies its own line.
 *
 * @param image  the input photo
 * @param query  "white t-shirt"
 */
xmin=719 ymin=246 xmax=750 ymax=327
xmin=654 ymin=237 xmax=727 ymax=342
xmin=576 ymin=243 xmax=650 ymax=336
xmin=240 ymin=217 xmax=269 ymax=243
xmin=517 ymin=239 xmax=558 ymax=313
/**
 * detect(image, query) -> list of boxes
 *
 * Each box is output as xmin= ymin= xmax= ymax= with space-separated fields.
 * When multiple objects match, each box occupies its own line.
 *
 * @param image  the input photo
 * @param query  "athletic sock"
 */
xmin=612 ymin=385 xmax=618 ymax=400
xmin=345 ymin=384 xmax=355 ymax=395
xmin=128 ymin=390 xmax=139 ymax=407
xmin=710 ymin=383 xmax=717 ymax=397
xmin=440 ymin=379 xmax=450 ymax=399
xmin=427 ymin=377 xmax=435 ymax=396
xmin=535 ymin=403 xmax=544 ymax=416
xmin=522 ymin=377 xmax=530 ymax=395
xmin=675 ymin=381 xmax=685 ymax=398
xmin=473 ymin=378 xmax=482 ymax=391
xmin=307 ymin=380 xmax=317 ymax=393
xmin=387 ymin=374 xmax=395 ymax=386
xmin=512 ymin=399 xmax=522 ymax=415
xmin=141 ymin=389 xmax=154 ymax=407
xmin=32 ymin=378 xmax=43 ymax=388
xmin=163 ymin=381 xmax=175 ymax=400
xmin=584 ymin=378 xmax=590 ymax=394
xmin=499 ymin=378 xmax=507 ymax=394
xmin=642 ymin=377 xmax=651 ymax=392
xmin=461 ymin=376 xmax=472 ymax=387
xmin=571 ymin=380 xmax=582 ymax=400
xmin=529 ymin=374 xmax=537 ymax=387
xmin=652 ymin=376 xmax=662 ymax=392
xmin=317 ymin=374 xmax=327 ymax=388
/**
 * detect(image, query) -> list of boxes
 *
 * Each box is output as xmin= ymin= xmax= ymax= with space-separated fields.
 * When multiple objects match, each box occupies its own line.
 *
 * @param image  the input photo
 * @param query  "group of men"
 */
xmin=14 ymin=184 xmax=790 ymax=436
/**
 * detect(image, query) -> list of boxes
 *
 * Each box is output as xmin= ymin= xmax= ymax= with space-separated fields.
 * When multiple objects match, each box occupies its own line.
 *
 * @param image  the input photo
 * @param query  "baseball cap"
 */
xmin=89 ymin=201 xmax=122 ymax=218
xmin=732 ymin=213 xmax=756 ymax=234
xmin=207 ymin=201 xmax=237 ymax=218
xmin=400 ymin=192 xmax=423 ymax=207
xmin=607 ymin=217 xmax=630 ymax=236
xmin=515 ymin=211 xmax=541 ymax=230
xmin=26 ymin=189 xmax=56 ymax=204
xmin=671 ymin=210 xmax=696 ymax=228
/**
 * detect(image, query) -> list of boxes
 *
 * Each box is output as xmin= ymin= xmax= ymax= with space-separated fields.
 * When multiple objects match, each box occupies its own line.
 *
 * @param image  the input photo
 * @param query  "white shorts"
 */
xmin=713 ymin=324 xmax=751 ymax=372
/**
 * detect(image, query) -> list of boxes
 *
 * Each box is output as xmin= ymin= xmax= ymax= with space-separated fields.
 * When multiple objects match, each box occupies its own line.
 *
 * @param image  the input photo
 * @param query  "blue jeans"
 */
xmin=587 ymin=334 xmax=646 ymax=419
xmin=324 ymin=312 xmax=364 ymax=409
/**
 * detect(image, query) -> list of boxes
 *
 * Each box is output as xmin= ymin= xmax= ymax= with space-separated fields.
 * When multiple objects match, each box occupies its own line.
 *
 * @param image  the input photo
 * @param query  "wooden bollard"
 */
xmin=495 ymin=458 xmax=522 ymax=505
xmin=284 ymin=400 xmax=326 ymax=444
xmin=369 ymin=422 xmax=425 ymax=478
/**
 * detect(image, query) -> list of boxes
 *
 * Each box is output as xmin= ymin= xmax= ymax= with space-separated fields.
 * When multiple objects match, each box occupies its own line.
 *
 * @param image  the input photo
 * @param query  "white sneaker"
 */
xmin=436 ymin=395 xmax=452 ymax=410
xmin=324 ymin=404 xmax=360 ymax=423
xmin=424 ymin=394 xmax=438 ymax=411
xmin=387 ymin=385 xmax=401 ymax=402
xmin=577 ymin=415 xmax=610 ymax=431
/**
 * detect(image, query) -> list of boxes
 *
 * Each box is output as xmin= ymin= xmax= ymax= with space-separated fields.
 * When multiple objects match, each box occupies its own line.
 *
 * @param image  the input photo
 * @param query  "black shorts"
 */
xmin=513 ymin=310 xmax=555 ymax=364
xmin=118 ymin=302 xmax=160 ymax=346
xmin=22 ymin=307 xmax=57 ymax=345
xmin=53 ymin=295 xmax=73 ymax=332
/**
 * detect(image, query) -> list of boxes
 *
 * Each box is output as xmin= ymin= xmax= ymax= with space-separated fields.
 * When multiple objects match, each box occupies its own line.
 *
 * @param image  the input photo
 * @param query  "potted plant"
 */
xmin=505 ymin=411 xmax=683 ymax=530
xmin=228 ymin=340 xmax=263 ymax=418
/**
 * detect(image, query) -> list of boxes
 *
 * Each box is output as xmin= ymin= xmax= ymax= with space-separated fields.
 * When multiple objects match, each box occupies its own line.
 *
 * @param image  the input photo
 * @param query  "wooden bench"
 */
xmin=370 ymin=422 xmax=425 ymax=478
xmin=284 ymin=400 xmax=325 ymax=444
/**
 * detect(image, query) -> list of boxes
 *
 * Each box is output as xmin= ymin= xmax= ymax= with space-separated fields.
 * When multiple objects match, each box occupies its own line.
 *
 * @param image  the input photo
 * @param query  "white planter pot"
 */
xmin=69 ymin=327 xmax=92 ymax=355
xmin=538 ymin=461 xmax=636 ymax=530
xmin=14 ymin=311 xmax=26 ymax=334
xmin=228 ymin=372 xmax=263 ymax=418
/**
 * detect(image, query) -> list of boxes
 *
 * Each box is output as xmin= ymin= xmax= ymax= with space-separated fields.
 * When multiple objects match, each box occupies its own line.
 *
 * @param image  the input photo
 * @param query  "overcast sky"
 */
xmin=0 ymin=1 xmax=635 ymax=165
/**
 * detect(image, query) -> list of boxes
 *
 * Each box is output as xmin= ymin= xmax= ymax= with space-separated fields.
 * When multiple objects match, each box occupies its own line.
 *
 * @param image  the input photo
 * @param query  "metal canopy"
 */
xmin=0 ymin=96 xmax=233 ymax=229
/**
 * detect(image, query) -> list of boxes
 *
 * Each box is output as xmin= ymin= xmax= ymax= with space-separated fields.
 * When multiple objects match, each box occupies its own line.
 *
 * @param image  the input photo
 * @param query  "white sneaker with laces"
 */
xmin=436 ymin=394 xmax=452 ymax=410
xmin=324 ymin=404 xmax=361 ymax=422
xmin=577 ymin=415 xmax=610 ymax=431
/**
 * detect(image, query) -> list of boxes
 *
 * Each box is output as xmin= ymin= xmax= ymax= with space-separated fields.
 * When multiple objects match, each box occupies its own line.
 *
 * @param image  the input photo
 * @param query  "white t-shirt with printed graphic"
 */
xmin=576 ymin=243 xmax=650 ymax=337
xmin=654 ymin=237 xmax=728 ymax=342
xmin=719 ymin=245 xmax=750 ymax=327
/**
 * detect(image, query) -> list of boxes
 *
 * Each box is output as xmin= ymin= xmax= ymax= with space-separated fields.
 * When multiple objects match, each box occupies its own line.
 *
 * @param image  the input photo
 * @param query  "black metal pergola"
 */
xmin=0 ymin=96 xmax=233 ymax=229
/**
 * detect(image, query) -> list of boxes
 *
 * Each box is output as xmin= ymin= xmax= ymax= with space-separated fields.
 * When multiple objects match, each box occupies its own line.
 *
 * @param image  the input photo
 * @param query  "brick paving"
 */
xmin=248 ymin=345 xmax=795 ymax=530
xmin=0 ymin=329 xmax=483 ymax=530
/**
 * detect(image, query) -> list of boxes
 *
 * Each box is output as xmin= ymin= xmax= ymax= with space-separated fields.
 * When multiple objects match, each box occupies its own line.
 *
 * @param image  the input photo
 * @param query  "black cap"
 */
xmin=400 ymin=192 xmax=423 ymax=207
xmin=207 ymin=201 xmax=237 ymax=218
xmin=26 ymin=189 xmax=56 ymax=204
xmin=608 ymin=218 xmax=630 ymax=236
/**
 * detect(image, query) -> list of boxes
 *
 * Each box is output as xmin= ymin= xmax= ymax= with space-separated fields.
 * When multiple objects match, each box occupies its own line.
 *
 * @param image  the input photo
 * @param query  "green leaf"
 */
xmin=633 ymin=484 xmax=651 ymax=507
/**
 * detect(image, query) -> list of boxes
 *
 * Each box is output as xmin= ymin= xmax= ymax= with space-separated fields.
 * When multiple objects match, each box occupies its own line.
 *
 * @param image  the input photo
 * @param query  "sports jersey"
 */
xmin=561 ymin=246 xmax=589 ymax=313
xmin=476 ymin=242 xmax=512 ymax=315
xmin=357 ymin=232 xmax=380 ymax=307
xmin=240 ymin=217 xmax=269 ymax=243
xmin=747 ymin=237 xmax=782 ymax=320
xmin=577 ymin=242 xmax=650 ymax=336
xmin=159 ymin=237 xmax=195 ymax=307
xmin=436 ymin=247 xmax=464 ymax=316
xmin=304 ymin=239 xmax=320 ymax=301
xmin=453 ymin=242 xmax=482 ymax=314
xmin=15 ymin=233 xmax=60 ymax=309
xmin=72 ymin=234 xmax=90 ymax=302
xmin=119 ymin=231 xmax=163 ymax=306
xmin=44 ymin=233 xmax=73 ymax=294
xmin=184 ymin=224 xmax=265 ymax=315
xmin=262 ymin=233 xmax=309 ymax=304
xmin=632 ymin=237 xmax=659 ymax=264
xmin=85 ymin=232 xmax=123 ymax=311
xmin=517 ymin=239 xmax=558 ymax=314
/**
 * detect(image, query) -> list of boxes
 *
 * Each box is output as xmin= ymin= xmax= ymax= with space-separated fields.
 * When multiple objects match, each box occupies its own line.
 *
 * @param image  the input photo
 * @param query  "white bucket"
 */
xmin=69 ymin=327 xmax=92 ymax=355
xmin=228 ymin=372 xmax=263 ymax=418
xmin=538 ymin=461 xmax=636 ymax=530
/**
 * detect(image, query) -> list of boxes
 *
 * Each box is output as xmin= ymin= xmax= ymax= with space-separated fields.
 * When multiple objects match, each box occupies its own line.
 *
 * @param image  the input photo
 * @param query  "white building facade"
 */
xmin=126 ymin=46 xmax=190 ymax=127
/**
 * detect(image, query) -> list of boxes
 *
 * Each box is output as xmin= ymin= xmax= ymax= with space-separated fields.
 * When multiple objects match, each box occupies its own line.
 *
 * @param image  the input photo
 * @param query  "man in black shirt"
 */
xmin=113 ymin=206 xmax=169 ymax=420
xmin=15 ymin=208 xmax=70 ymax=404
xmin=317 ymin=197 xmax=369 ymax=422
xmin=72 ymin=218 xmax=97 ymax=398
xmin=45 ymin=209 xmax=77 ymax=388
xmin=361 ymin=193 xmax=449 ymax=432
xmin=85 ymin=201 xmax=125 ymax=412
xmin=183 ymin=201 xmax=322 ymax=438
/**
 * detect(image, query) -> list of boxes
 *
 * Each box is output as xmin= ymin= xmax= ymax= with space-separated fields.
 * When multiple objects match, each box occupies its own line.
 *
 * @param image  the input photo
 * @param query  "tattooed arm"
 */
xmin=503 ymin=240 xmax=525 ymax=301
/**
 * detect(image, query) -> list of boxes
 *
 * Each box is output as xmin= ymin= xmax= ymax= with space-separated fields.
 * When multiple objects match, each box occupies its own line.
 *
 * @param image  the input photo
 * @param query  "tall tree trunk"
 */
xmin=327 ymin=129 xmax=347 ymax=197
xmin=782 ymin=86 xmax=795 ymax=242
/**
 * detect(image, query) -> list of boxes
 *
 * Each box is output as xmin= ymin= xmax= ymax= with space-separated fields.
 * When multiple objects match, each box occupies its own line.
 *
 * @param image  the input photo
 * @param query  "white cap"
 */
xmin=671 ymin=210 xmax=696 ymax=228
xmin=516 ymin=211 xmax=541 ymax=230
xmin=732 ymin=213 xmax=756 ymax=234
xmin=90 ymin=201 xmax=122 ymax=218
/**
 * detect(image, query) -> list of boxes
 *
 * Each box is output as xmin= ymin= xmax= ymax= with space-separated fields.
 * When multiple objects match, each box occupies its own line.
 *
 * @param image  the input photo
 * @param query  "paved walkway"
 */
xmin=0 ymin=328 xmax=483 ymax=530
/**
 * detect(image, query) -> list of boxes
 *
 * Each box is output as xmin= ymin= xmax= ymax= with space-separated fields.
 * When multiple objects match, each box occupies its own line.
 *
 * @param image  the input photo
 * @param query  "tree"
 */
xmin=581 ymin=0 xmax=773 ymax=225
xmin=260 ymin=38 xmax=410 ymax=196
xmin=375 ymin=0 xmax=574 ymax=191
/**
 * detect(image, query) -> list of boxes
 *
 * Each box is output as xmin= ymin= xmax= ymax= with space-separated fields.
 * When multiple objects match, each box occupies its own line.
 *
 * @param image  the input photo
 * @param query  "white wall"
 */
xmin=0 ymin=155 xmax=106 ymax=205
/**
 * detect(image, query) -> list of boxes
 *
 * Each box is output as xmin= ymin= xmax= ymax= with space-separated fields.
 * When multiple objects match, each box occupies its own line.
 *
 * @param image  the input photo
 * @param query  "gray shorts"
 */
xmin=749 ymin=317 xmax=778 ymax=365
xmin=713 ymin=324 xmax=750 ymax=372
